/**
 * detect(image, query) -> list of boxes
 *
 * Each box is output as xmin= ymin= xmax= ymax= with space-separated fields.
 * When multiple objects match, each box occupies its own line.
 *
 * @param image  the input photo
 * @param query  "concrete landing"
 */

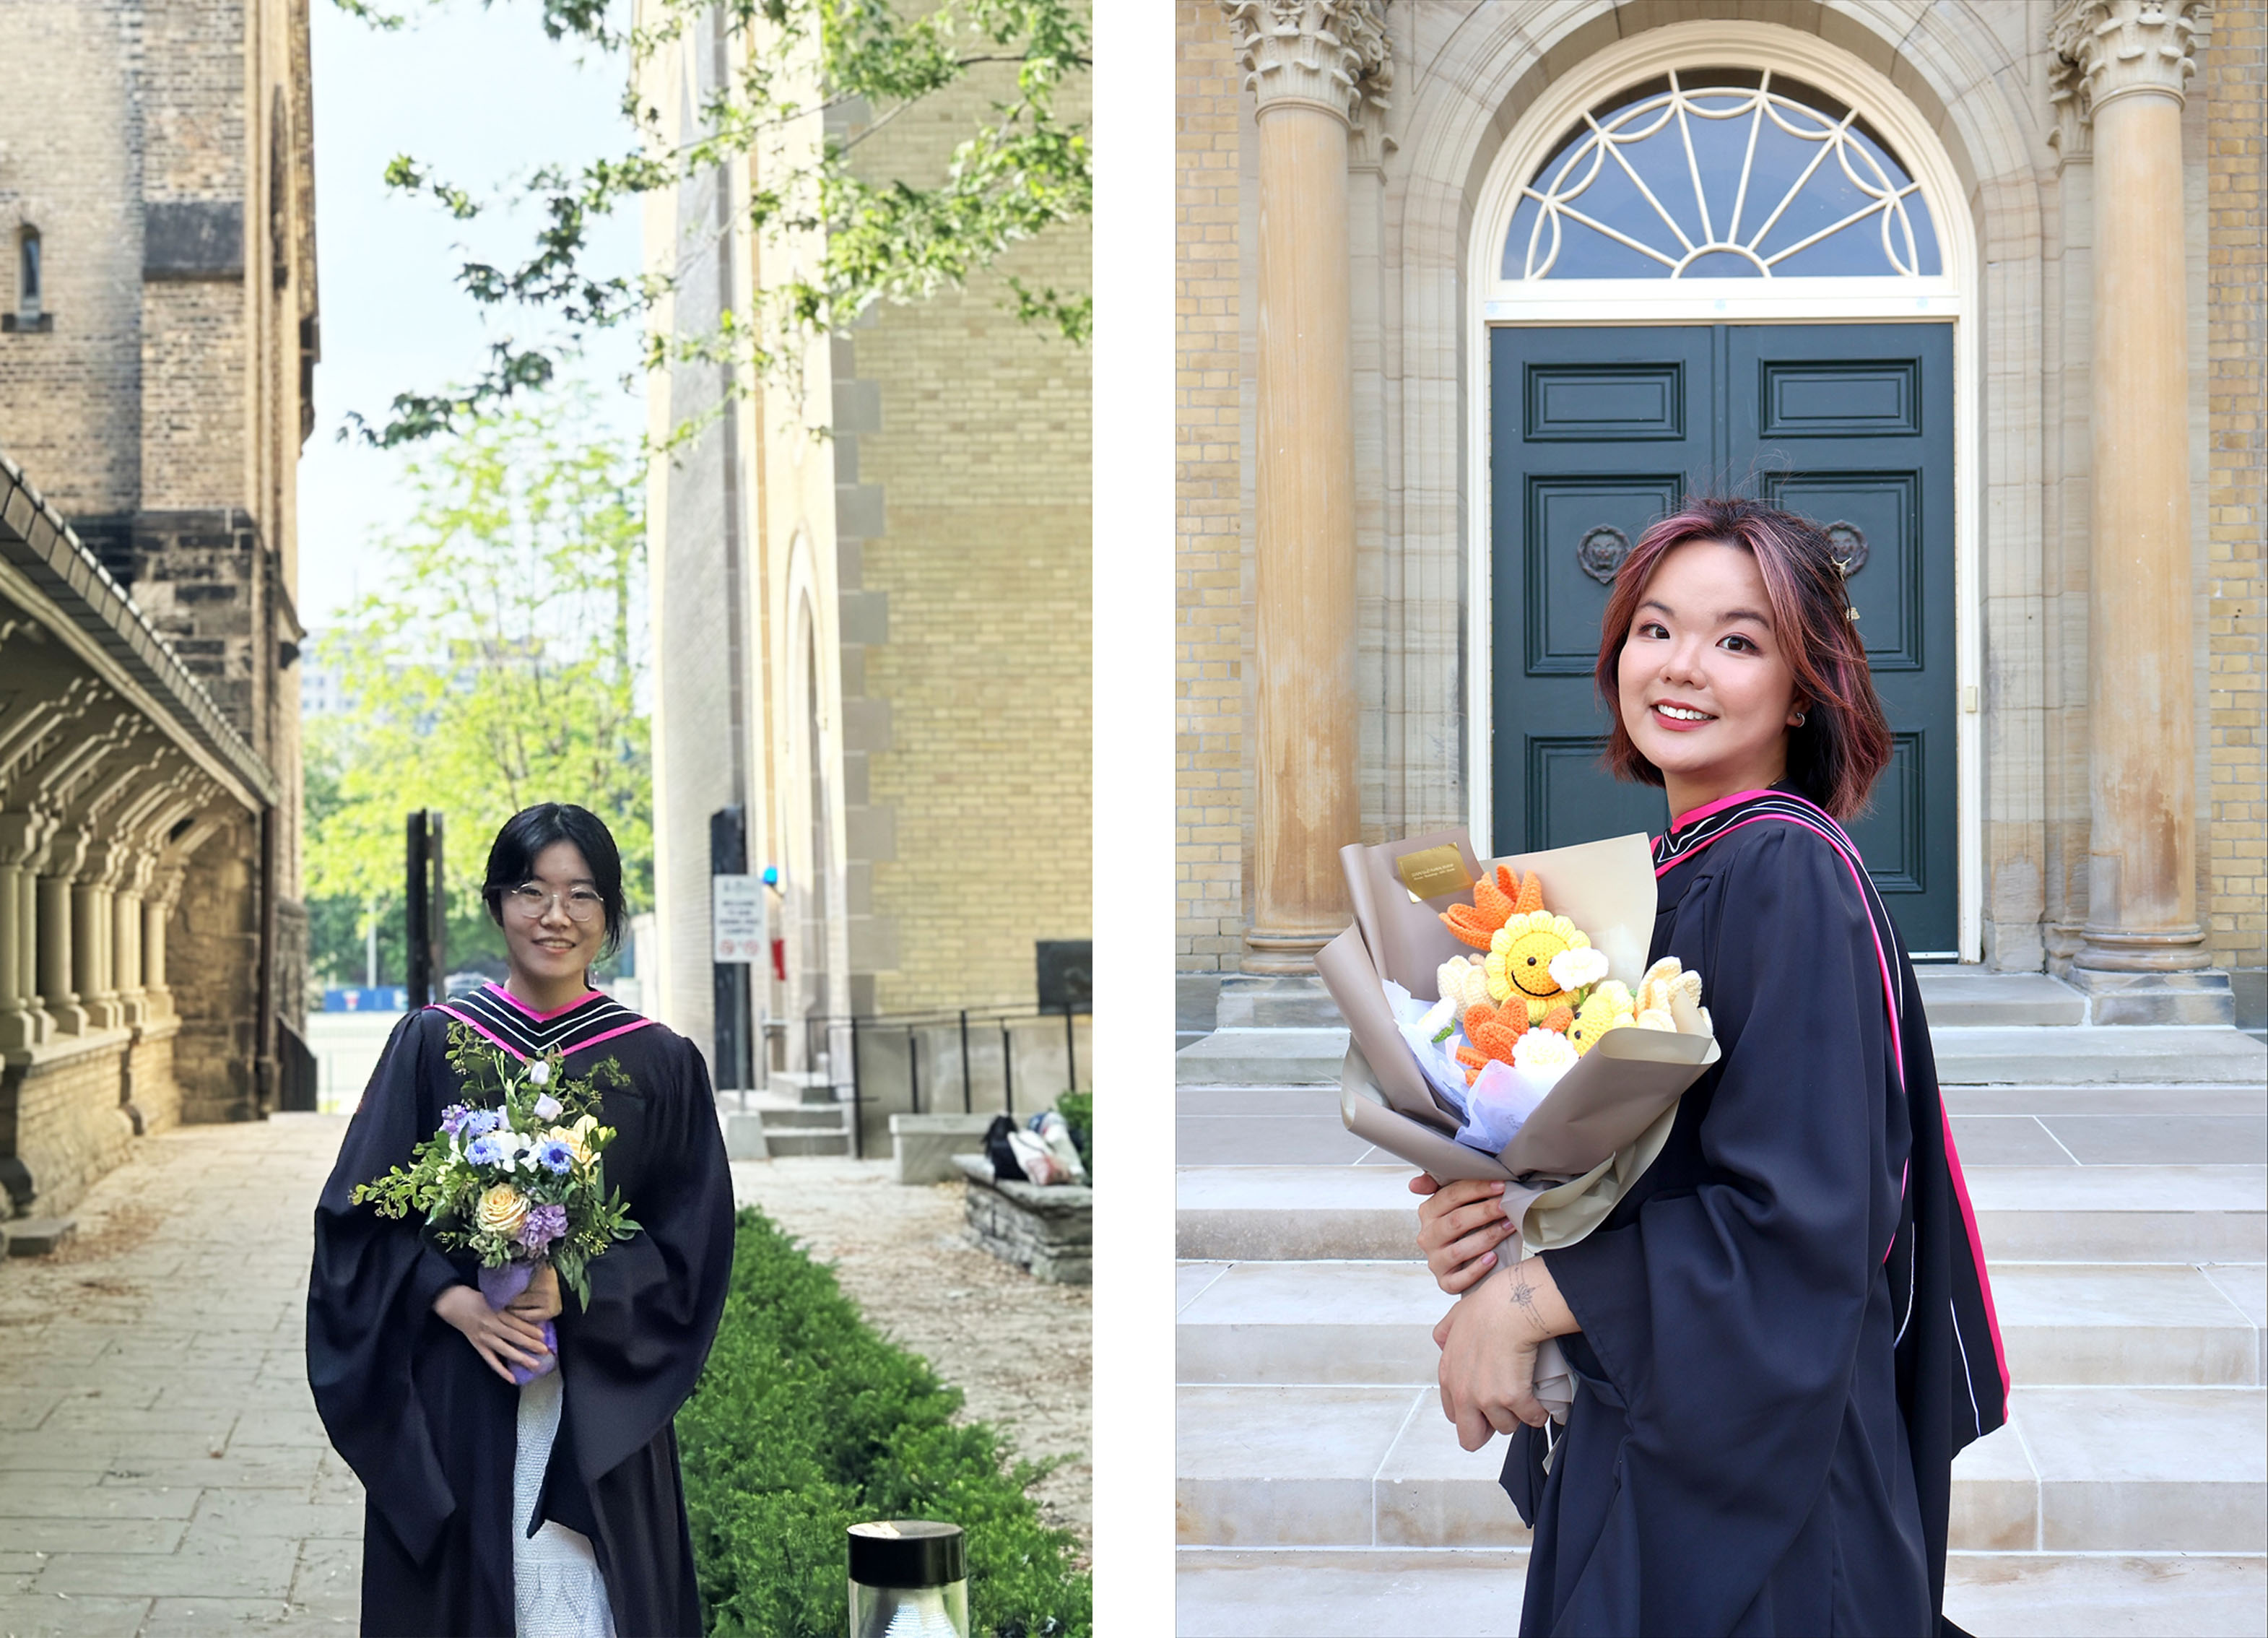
xmin=1176 ymin=1028 xmax=1348 ymax=1087
xmin=1174 ymin=1548 xmax=2268 ymax=1638
xmin=1933 ymin=1024 xmax=2267 ymax=1086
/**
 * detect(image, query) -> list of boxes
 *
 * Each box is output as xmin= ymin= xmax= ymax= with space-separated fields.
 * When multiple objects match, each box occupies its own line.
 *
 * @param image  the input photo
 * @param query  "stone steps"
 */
xmin=1171 ymin=993 xmax=2268 ymax=1089
xmin=716 ymin=1089 xmax=854 ymax=1158
xmin=1174 ymin=1548 xmax=2268 ymax=1638
xmin=1177 ymin=1259 xmax=2266 ymax=1389
xmin=1172 ymin=1036 xmax=2268 ymax=1622
xmin=1173 ymin=1163 xmax=2268 ymax=1264
xmin=1174 ymin=1382 xmax=2267 ymax=1554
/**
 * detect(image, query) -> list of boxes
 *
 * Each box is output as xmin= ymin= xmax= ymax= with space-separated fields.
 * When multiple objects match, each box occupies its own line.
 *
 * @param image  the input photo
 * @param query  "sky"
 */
xmin=300 ymin=0 xmax=645 ymax=630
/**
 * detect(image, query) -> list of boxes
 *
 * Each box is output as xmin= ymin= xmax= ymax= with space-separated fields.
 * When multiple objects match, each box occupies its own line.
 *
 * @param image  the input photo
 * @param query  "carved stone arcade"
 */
xmin=0 ymin=455 xmax=276 ymax=1215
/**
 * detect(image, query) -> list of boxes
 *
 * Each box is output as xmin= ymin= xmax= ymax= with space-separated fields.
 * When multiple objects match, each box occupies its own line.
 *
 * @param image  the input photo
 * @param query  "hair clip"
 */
xmin=1845 ymin=604 xmax=1861 ymax=624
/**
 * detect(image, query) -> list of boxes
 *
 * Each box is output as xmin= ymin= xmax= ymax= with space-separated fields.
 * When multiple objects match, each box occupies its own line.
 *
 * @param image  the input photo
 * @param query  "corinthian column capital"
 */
xmin=2051 ymin=0 xmax=2202 ymax=122
xmin=1220 ymin=0 xmax=1391 ymax=126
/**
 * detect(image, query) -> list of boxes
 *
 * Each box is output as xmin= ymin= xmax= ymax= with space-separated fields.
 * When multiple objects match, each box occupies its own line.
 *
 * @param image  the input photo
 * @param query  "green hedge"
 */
xmin=679 ymin=1209 xmax=1092 ymax=1637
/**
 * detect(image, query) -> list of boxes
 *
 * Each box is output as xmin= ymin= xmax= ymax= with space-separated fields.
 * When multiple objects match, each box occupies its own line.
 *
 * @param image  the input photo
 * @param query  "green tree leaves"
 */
xmin=304 ymin=391 xmax=651 ymax=980
xmin=335 ymin=0 xmax=1091 ymax=448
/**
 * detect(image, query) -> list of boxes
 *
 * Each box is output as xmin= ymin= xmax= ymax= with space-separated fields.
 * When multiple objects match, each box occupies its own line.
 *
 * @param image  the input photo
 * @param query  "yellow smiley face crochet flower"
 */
xmin=1485 ymin=911 xmax=1592 ymax=1022
xmin=1568 ymin=984 xmax=1635 ymax=1055
xmin=475 ymin=1183 xmax=530 ymax=1237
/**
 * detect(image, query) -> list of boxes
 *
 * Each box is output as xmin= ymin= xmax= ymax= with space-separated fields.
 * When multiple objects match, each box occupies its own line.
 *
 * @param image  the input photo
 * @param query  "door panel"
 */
xmin=1733 ymin=324 xmax=1956 ymax=953
xmin=1490 ymin=321 xmax=1958 ymax=956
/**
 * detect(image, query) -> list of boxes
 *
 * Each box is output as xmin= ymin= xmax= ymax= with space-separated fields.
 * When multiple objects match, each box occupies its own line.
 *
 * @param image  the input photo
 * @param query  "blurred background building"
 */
xmin=0 ymin=0 xmax=314 ymax=1220
xmin=640 ymin=17 xmax=1092 ymax=1145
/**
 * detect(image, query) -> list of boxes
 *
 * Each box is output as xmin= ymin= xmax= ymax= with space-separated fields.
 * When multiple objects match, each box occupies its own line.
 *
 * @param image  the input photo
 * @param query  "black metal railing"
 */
xmin=787 ymin=1002 xmax=1088 ymax=1158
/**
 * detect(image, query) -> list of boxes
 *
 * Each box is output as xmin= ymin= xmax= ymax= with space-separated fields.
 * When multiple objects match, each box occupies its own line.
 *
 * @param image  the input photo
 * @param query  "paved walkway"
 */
xmin=0 ymin=1114 xmax=358 ymax=1637
xmin=0 ymin=1114 xmax=1096 ymax=1634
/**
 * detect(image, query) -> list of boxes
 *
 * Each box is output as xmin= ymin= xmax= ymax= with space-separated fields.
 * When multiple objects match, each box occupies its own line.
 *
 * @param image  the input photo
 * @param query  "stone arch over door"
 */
xmin=1363 ymin=1 xmax=2052 ymax=968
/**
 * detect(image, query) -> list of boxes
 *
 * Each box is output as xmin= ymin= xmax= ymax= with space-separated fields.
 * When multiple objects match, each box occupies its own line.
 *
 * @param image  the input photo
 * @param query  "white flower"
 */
xmin=1549 ymin=947 xmax=1610 ymax=993
xmin=1511 ymin=1027 xmax=1577 ymax=1075
xmin=526 ymin=1061 xmax=552 ymax=1087
xmin=533 ymin=1093 xmax=564 ymax=1122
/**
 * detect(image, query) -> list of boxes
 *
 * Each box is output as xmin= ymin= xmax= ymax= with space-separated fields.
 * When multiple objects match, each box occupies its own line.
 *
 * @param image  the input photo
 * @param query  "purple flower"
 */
xmin=440 ymin=1104 xmax=472 ymax=1137
xmin=533 ymin=1093 xmax=564 ymax=1122
xmin=517 ymin=1202 xmax=568 ymax=1252
xmin=465 ymin=1132 xmax=509 ymax=1168
xmin=533 ymin=1138 xmax=575 ymax=1175
xmin=458 ymin=1109 xmax=503 ymax=1140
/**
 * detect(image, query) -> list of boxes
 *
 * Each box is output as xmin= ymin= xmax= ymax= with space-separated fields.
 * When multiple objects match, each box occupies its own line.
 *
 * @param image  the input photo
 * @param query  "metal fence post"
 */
xmin=1064 ymin=1004 xmax=1077 ymax=1095
xmin=1000 ymin=1018 xmax=1014 ymax=1116
xmin=907 ymin=1025 xmax=919 ymax=1116
xmin=848 ymin=1015 xmax=864 ymax=1159
xmin=959 ymin=1010 xmax=973 ymax=1114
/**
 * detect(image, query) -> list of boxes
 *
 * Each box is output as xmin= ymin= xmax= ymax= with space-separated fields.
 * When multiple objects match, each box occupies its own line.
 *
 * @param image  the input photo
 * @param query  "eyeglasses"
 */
xmin=506 ymin=883 xmax=605 ymax=922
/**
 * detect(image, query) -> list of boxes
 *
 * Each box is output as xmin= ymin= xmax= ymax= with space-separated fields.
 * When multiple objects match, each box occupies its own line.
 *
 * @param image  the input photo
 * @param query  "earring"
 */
xmin=1791 ymin=711 xmax=1807 ymax=727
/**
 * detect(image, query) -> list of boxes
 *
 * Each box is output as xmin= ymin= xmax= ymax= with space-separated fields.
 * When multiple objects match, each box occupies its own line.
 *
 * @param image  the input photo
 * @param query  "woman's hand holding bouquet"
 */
xmin=353 ymin=1024 xmax=643 ymax=1385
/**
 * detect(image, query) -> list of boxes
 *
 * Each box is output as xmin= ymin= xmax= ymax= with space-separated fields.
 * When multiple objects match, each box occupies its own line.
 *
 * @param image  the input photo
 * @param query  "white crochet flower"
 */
xmin=1549 ymin=947 xmax=1609 ymax=993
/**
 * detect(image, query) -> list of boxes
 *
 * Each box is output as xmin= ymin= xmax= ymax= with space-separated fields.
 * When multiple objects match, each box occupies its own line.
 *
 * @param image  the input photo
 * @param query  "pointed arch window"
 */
xmin=1503 ymin=69 xmax=1940 ymax=280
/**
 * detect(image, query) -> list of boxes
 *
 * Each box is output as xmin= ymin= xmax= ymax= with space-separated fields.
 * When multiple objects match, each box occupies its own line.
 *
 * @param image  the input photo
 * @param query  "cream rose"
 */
xmin=475 ymin=1183 xmax=530 ymax=1236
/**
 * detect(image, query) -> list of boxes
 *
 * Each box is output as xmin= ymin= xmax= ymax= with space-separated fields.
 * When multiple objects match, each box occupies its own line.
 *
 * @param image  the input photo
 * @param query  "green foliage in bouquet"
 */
xmin=1053 ymin=1090 xmax=1092 ymax=1185
xmin=679 ymin=1209 xmax=1090 ymax=1638
xmin=351 ymin=1023 xmax=642 ymax=1308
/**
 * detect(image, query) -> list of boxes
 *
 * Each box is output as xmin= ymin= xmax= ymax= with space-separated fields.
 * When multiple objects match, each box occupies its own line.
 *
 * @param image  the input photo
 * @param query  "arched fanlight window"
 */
xmin=1503 ymin=68 xmax=1940 ymax=280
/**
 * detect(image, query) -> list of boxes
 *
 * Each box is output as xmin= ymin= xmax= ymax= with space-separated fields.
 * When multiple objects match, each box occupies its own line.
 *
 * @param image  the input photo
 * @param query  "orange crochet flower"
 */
xmin=1453 ymin=1000 xmax=1529 ymax=1083
xmin=1442 ymin=866 xmax=1545 ymax=950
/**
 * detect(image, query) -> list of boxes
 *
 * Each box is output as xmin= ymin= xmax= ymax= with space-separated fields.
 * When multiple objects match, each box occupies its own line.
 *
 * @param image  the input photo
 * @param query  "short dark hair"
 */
xmin=482 ymin=803 xmax=627 ymax=958
xmin=1594 ymin=495 xmax=1895 ymax=821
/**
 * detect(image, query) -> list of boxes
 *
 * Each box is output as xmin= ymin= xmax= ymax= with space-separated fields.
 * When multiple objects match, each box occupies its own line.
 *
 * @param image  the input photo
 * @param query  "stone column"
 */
xmin=38 ymin=826 xmax=89 ymax=1035
xmin=116 ymin=851 xmax=153 ymax=1027
xmin=2053 ymin=0 xmax=2226 ymax=1023
xmin=144 ymin=867 xmax=186 ymax=1023
xmin=0 ymin=812 xmax=56 ymax=1050
xmin=1222 ymin=0 xmax=1391 ymax=974
xmin=77 ymin=840 xmax=126 ymax=1031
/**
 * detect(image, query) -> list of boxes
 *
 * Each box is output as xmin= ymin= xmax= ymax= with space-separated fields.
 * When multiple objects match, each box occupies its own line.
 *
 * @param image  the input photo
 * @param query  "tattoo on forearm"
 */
xmin=1507 ymin=1268 xmax=1539 ymax=1320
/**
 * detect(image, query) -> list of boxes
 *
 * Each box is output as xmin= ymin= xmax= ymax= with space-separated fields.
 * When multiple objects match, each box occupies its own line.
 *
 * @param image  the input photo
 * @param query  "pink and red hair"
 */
xmin=1594 ymin=495 xmax=1894 ymax=822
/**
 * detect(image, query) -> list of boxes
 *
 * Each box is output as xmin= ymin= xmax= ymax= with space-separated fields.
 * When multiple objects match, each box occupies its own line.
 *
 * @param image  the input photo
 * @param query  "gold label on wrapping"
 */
xmin=1396 ymin=844 xmax=1473 ymax=902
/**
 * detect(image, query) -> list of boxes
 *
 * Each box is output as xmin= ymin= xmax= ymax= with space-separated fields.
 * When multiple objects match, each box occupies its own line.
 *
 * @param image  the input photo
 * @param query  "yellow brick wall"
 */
xmin=2207 ymin=0 xmax=2267 ymax=976
xmin=1174 ymin=4 xmax=1246 ymax=975
xmin=843 ymin=65 xmax=1093 ymax=1016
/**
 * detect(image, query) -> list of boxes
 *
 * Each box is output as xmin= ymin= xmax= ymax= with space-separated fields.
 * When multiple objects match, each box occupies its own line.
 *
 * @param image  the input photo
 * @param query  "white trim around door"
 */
xmin=1463 ymin=20 xmax=1983 ymax=961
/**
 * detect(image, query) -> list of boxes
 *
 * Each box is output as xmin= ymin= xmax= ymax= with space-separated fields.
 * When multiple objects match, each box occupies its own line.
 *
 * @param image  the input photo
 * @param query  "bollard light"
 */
xmin=848 ymin=1519 xmax=968 ymax=1638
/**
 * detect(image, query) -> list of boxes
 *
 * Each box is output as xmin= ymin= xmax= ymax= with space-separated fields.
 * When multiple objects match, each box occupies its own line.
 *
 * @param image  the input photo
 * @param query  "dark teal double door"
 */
xmin=1490 ymin=323 xmax=1958 ymax=956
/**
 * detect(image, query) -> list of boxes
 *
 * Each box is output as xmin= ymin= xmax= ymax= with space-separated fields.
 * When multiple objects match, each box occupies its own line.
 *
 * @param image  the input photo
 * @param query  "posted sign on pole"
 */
xmin=712 ymin=874 xmax=766 ymax=963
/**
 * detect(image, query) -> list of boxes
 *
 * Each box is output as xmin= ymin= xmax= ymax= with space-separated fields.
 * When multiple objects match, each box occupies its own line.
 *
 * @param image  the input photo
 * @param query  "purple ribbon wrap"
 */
xmin=477 ymin=1261 xmax=559 ymax=1383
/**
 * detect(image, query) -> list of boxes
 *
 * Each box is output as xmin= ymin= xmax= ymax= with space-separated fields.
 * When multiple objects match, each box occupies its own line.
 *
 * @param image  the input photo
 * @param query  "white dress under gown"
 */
xmin=513 ymin=1372 xmax=617 ymax=1637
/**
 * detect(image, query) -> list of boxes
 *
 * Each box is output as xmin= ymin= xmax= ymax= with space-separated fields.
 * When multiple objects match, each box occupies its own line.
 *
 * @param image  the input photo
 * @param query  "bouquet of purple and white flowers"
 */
xmin=354 ymin=1024 xmax=640 ymax=1380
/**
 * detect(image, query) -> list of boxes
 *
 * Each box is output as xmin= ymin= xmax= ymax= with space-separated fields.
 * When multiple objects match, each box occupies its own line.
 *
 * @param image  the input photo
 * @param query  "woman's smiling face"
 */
xmin=1615 ymin=537 xmax=1805 ymax=812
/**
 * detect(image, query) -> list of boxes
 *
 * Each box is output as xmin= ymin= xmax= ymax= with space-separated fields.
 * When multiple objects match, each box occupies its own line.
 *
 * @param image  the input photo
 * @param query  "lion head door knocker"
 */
xmin=1827 ymin=522 xmax=1868 ymax=626
xmin=1576 ymin=526 xmax=1632 ymax=586
xmin=1825 ymin=521 xmax=1869 ymax=577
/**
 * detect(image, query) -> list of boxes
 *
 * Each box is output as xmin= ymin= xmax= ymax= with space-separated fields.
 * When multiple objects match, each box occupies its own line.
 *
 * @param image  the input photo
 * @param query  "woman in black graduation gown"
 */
xmin=308 ymin=802 xmax=734 ymax=1637
xmin=1417 ymin=498 xmax=2008 ymax=1637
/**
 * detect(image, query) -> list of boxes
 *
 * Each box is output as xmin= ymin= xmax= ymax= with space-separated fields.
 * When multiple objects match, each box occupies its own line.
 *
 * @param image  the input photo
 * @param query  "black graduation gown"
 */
xmin=1505 ymin=789 xmax=2008 ymax=1637
xmin=307 ymin=989 xmax=735 ymax=1637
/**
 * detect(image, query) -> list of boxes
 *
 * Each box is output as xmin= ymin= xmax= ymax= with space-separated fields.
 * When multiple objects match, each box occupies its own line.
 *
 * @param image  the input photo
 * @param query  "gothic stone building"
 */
xmin=1176 ymin=0 xmax=2264 ymax=1030
xmin=640 ymin=20 xmax=1092 ymax=1111
xmin=0 ymin=0 xmax=315 ymax=1218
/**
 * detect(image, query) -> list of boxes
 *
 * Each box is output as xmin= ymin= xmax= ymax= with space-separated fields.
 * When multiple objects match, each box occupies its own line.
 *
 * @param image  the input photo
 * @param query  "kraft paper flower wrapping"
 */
xmin=1320 ymin=829 xmax=1719 ymax=1192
